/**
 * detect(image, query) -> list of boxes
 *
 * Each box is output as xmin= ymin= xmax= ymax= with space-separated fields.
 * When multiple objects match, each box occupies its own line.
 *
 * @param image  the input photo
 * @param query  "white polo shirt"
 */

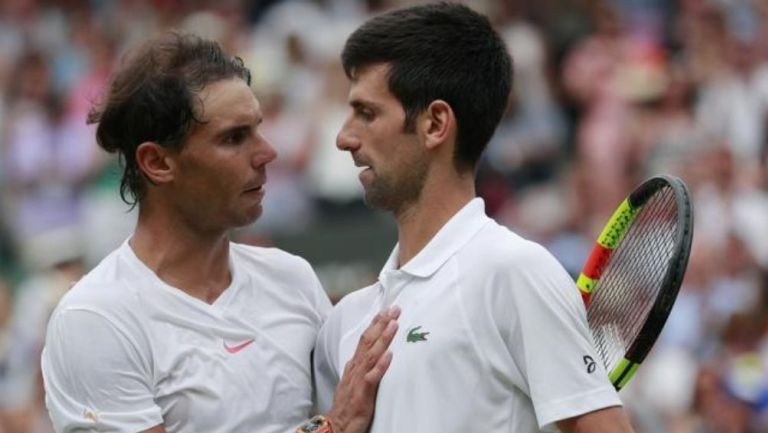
xmin=42 ymin=240 xmax=331 ymax=433
xmin=314 ymin=198 xmax=621 ymax=433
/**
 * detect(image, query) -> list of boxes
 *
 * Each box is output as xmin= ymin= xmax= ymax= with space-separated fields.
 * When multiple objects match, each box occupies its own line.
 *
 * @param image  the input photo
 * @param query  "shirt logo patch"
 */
xmin=223 ymin=338 xmax=255 ymax=353
xmin=583 ymin=355 xmax=597 ymax=374
xmin=406 ymin=326 xmax=430 ymax=343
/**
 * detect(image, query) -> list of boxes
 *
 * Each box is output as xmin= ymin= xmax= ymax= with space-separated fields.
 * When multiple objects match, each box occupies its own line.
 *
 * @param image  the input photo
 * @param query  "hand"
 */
xmin=326 ymin=306 xmax=400 ymax=433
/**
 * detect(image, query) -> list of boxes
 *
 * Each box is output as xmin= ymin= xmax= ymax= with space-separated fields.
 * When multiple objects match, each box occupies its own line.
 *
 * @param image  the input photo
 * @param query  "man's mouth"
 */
xmin=244 ymin=183 xmax=265 ymax=194
xmin=354 ymin=159 xmax=372 ymax=171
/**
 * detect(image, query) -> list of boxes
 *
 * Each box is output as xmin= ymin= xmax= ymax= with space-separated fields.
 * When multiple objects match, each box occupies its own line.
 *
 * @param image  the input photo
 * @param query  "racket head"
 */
xmin=576 ymin=175 xmax=694 ymax=390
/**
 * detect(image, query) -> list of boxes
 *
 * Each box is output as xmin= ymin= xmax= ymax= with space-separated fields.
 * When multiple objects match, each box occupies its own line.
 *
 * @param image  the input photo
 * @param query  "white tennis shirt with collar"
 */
xmin=42 ymin=240 xmax=331 ymax=433
xmin=314 ymin=198 xmax=621 ymax=433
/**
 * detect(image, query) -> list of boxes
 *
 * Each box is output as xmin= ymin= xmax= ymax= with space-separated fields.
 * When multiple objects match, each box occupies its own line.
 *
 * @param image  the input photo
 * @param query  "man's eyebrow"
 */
xmin=349 ymin=99 xmax=378 ymax=110
xmin=212 ymin=118 xmax=262 ymax=140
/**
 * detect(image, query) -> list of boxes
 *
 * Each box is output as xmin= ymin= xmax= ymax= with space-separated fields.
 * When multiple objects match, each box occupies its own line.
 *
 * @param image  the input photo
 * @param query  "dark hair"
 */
xmin=88 ymin=32 xmax=252 ymax=205
xmin=341 ymin=2 xmax=512 ymax=171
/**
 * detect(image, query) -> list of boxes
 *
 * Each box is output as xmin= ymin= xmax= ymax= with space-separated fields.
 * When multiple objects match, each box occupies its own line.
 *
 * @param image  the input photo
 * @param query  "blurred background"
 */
xmin=0 ymin=0 xmax=767 ymax=432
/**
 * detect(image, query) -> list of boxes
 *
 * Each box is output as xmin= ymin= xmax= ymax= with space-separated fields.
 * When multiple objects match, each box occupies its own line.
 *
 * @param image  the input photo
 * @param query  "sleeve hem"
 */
xmin=535 ymin=386 xmax=623 ymax=432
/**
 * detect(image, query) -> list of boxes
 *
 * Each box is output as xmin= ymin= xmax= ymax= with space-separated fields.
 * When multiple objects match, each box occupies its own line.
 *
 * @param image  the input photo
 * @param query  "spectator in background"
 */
xmin=484 ymin=2 xmax=567 ymax=197
xmin=562 ymin=2 xmax=636 ymax=221
xmin=0 ymin=228 xmax=83 ymax=433
xmin=0 ymin=276 xmax=12 ymax=432
xmin=1 ymin=50 xmax=102 ymax=269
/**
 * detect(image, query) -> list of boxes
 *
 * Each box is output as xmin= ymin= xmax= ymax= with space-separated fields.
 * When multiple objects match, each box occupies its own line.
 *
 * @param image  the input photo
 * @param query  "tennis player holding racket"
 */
xmin=313 ymin=4 xmax=636 ymax=433
xmin=41 ymin=32 xmax=396 ymax=433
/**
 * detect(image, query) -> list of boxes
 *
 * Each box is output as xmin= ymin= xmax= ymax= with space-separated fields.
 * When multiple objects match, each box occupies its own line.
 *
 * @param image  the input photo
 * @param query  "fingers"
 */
xmin=364 ymin=349 xmax=393 ymax=385
xmin=352 ymin=306 xmax=400 ymax=359
xmin=342 ymin=306 xmax=400 ymax=376
xmin=362 ymin=319 xmax=398 ymax=371
xmin=327 ymin=306 xmax=400 ymax=433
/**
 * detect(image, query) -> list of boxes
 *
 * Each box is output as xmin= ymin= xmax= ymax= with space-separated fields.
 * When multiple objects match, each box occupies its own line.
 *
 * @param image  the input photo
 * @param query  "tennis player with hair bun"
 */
xmin=41 ymin=32 xmax=397 ymax=433
xmin=314 ymin=4 xmax=637 ymax=433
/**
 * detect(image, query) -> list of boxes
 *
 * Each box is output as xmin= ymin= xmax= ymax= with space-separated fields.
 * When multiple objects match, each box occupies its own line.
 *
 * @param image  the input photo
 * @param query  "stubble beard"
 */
xmin=363 ymin=154 xmax=429 ymax=215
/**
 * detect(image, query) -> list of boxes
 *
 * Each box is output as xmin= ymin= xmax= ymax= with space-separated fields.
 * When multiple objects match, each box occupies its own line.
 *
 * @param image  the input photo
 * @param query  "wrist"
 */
xmin=326 ymin=406 xmax=348 ymax=433
xmin=295 ymin=415 xmax=335 ymax=433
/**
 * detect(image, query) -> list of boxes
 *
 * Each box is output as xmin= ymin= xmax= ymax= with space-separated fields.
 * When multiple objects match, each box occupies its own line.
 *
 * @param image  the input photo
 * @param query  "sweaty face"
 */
xmin=336 ymin=64 xmax=428 ymax=214
xmin=170 ymin=78 xmax=277 ymax=232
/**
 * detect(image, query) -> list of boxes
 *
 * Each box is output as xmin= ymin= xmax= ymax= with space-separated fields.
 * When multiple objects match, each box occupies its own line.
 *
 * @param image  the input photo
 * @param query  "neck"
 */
xmin=395 ymin=170 xmax=475 ymax=267
xmin=130 ymin=201 xmax=232 ymax=304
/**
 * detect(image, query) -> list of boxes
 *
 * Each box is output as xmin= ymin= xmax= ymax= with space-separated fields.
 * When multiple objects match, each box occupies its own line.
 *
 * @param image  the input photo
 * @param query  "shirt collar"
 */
xmin=380 ymin=198 xmax=490 ymax=279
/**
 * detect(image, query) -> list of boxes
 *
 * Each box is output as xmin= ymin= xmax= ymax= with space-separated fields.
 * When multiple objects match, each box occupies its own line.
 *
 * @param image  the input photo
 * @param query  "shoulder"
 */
xmin=461 ymin=221 xmax=562 ymax=278
xmin=332 ymin=283 xmax=379 ymax=316
xmin=231 ymin=242 xmax=316 ymax=278
xmin=230 ymin=242 xmax=330 ymax=316
xmin=320 ymin=283 xmax=379 ymax=337
xmin=54 ymin=249 xmax=144 ymax=320
xmin=231 ymin=242 xmax=322 ymax=291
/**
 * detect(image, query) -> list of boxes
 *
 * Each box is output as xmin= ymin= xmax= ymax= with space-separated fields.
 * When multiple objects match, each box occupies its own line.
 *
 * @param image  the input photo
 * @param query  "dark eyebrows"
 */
xmin=212 ymin=119 xmax=261 ymax=141
xmin=350 ymin=99 xmax=378 ymax=111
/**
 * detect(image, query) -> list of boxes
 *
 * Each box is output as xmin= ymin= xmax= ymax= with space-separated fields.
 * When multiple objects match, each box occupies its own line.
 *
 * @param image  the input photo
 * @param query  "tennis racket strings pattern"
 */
xmin=576 ymin=176 xmax=694 ymax=391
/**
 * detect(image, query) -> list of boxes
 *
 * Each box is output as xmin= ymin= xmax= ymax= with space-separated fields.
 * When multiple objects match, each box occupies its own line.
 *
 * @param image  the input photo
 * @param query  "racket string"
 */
xmin=588 ymin=186 xmax=678 ymax=372
xmin=591 ymin=193 xmax=675 ymax=366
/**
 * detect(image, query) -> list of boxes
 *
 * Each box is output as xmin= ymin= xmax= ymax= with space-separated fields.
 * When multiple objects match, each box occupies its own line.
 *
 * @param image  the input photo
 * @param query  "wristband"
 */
xmin=295 ymin=415 xmax=334 ymax=433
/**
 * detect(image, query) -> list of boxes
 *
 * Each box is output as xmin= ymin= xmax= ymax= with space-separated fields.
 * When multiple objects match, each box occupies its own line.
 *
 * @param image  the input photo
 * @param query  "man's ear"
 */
xmin=420 ymin=100 xmax=455 ymax=150
xmin=136 ymin=142 xmax=175 ymax=185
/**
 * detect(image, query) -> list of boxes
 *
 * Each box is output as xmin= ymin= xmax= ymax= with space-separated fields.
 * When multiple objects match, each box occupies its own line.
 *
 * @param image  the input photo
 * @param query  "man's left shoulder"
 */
xmin=457 ymin=222 xmax=569 ymax=294
xmin=230 ymin=243 xmax=324 ymax=296
xmin=231 ymin=242 xmax=313 ymax=272
xmin=466 ymin=221 xmax=550 ymax=265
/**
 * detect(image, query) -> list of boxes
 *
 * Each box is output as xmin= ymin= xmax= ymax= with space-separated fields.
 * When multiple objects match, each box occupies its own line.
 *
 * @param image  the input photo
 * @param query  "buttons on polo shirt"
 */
xmin=379 ymin=269 xmax=411 ymax=308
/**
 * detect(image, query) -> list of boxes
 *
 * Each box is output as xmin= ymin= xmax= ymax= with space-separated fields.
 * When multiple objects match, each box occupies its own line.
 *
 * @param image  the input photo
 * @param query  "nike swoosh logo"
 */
xmin=223 ymin=338 xmax=255 ymax=353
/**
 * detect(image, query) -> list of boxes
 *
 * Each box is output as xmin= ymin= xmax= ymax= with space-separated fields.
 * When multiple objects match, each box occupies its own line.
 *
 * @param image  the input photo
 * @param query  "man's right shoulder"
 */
xmin=332 ymin=283 xmax=379 ymax=315
xmin=321 ymin=282 xmax=380 ymax=341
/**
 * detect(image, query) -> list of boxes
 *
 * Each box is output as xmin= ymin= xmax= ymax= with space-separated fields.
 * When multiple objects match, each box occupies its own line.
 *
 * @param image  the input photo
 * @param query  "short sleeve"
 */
xmin=497 ymin=244 xmax=622 ymax=431
xmin=312 ymin=307 xmax=341 ymax=414
xmin=308 ymin=266 xmax=332 ymax=328
xmin=42 ymin=308 xmax=163 ymax=432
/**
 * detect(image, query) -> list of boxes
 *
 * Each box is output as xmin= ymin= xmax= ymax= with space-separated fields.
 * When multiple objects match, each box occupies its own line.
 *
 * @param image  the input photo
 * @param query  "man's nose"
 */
xmin=336 ymin=117 xmax=360 ymax=152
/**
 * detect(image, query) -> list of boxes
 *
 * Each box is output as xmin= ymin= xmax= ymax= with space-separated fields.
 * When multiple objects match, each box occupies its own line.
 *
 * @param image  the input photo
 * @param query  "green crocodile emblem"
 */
xmin=406 ymin=326 xmax=430 ymax=343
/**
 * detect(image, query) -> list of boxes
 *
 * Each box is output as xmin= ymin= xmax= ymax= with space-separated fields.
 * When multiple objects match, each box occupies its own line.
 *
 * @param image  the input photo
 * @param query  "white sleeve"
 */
xmin=42 ymin=308 xmax=163 ymax=433
xmin=312 ymin=307 xmax=342 ymax=414
xmin=498 ymin=244 xmax=622 ymax=431
xmin=309 ymin=267 xmax=332 ymax=329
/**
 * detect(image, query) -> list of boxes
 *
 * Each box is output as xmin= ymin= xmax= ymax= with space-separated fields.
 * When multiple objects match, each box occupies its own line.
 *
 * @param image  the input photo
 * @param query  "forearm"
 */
xmin=556 ymin=406 xmax=636 ymax=433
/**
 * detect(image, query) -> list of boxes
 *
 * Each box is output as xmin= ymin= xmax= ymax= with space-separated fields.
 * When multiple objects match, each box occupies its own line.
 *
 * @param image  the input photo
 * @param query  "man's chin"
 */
xmin=234 ymin=206 xmax=263 ymax=228
xmin=363 ymin=190 xmax=400 ymax=213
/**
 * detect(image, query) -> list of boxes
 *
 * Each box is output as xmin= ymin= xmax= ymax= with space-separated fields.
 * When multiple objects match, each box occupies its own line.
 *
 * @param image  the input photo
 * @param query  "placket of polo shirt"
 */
xmin=378 ymin=268 xmax=412 ymax=308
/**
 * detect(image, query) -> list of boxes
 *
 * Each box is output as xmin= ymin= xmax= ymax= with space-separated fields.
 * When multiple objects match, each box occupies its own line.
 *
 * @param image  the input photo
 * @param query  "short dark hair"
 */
xmin=88 ymin=32 xmax=252 ymax=205
xmin=341 ymin=2 xmax=512 ymax=171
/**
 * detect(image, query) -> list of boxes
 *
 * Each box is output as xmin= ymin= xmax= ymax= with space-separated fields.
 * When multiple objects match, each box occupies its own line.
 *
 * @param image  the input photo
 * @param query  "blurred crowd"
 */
xmin=1 ymin=0 xmax=768 ymax=432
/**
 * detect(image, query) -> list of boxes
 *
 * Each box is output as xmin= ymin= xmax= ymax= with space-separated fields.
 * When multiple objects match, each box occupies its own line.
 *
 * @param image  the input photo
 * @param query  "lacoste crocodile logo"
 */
xmin=406 ymin=326 xmax=429 ymax=343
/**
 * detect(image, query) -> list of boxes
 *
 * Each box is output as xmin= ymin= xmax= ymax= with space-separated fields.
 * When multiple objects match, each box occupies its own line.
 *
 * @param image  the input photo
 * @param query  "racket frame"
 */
xmin=576 ymin=175 xmax=694 ymax=390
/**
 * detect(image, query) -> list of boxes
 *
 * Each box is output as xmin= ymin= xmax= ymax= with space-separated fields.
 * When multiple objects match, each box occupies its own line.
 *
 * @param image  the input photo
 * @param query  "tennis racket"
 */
xmin=576 ymin=175 xmax=694 ymax=391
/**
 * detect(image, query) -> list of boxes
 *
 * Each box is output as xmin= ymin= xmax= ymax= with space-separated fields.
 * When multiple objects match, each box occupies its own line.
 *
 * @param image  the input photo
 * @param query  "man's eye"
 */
xmin=225 ymin=130 xmax=247 ymax=144
xmin=357 ymin=108 xmax=375 ymax=121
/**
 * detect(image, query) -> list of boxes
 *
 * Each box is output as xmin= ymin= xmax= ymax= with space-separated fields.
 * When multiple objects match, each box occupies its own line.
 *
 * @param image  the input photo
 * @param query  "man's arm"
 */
xmin=141 ymin=425 xmax=166 ymax=433
xmin=42 ymin=308 xmax=163 ymax=433
xmin=556 ymin=406 xmax=636 ymax=433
